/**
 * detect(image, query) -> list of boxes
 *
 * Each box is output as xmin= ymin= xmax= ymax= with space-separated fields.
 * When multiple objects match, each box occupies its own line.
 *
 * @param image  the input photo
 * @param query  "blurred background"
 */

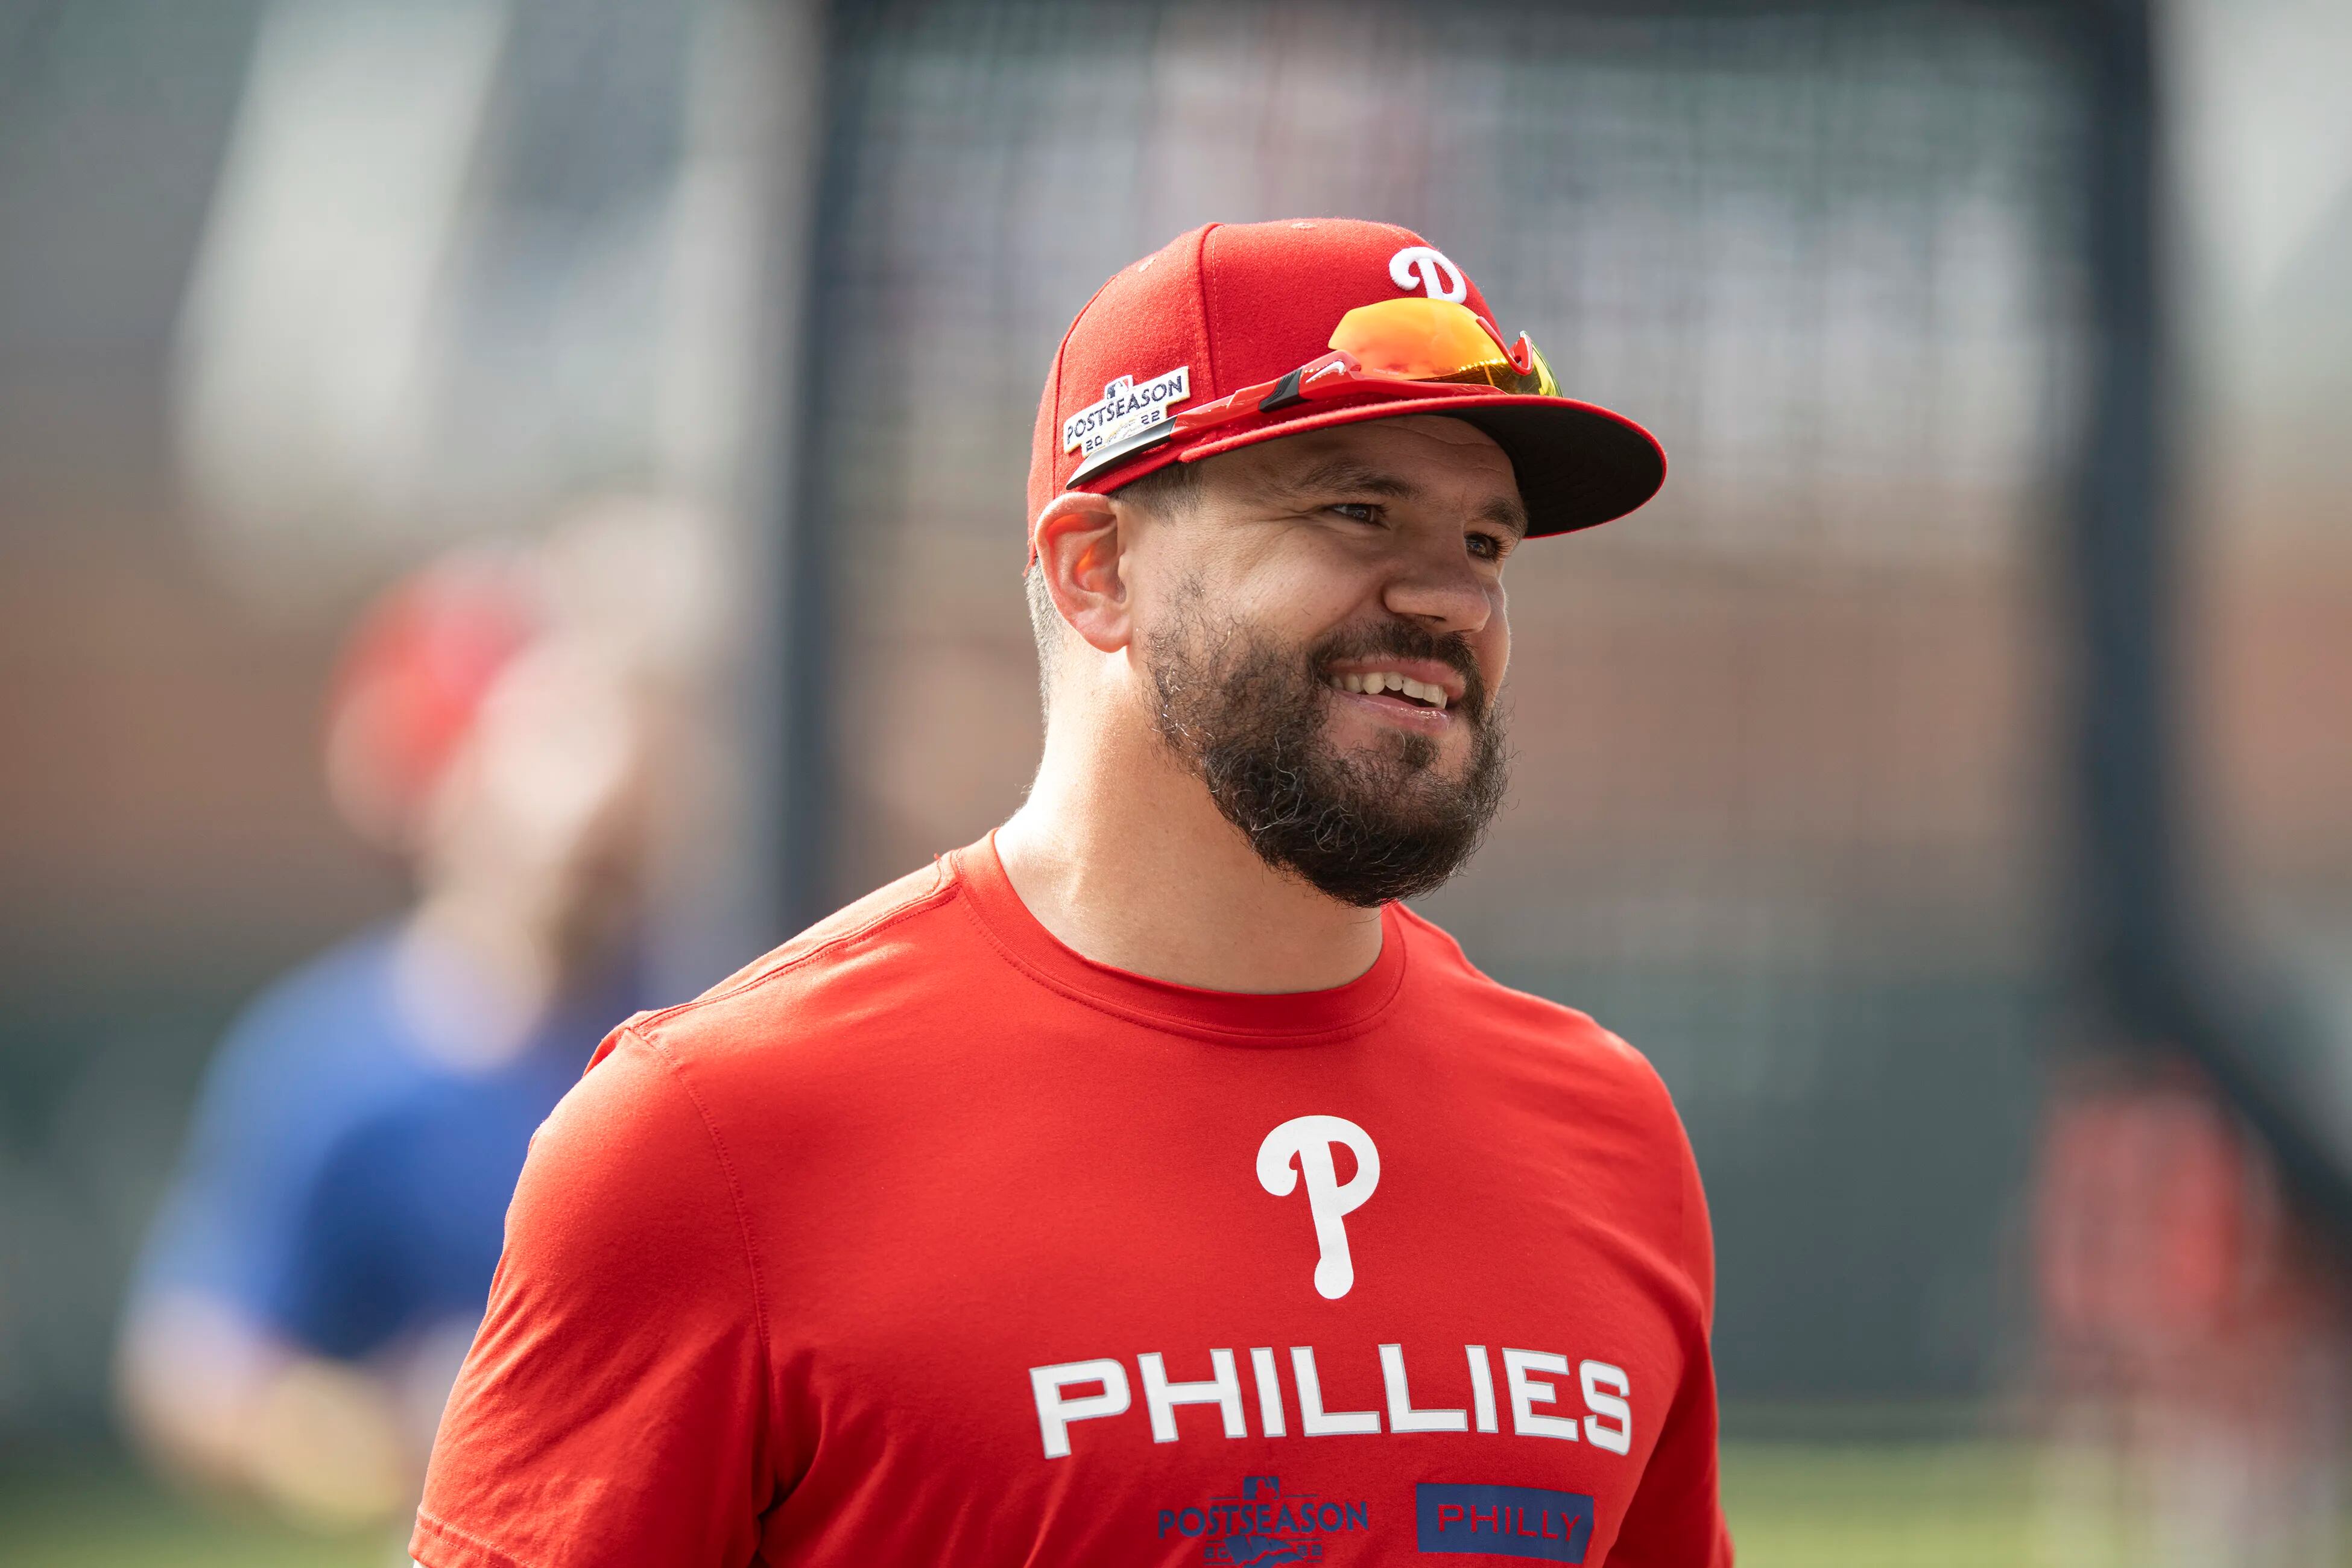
xmin=1 ymin=0 xmax=2347 ymax=1563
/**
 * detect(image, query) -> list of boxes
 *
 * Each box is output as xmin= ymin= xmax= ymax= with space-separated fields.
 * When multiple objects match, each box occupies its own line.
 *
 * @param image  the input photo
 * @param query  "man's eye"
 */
xmin=1467 ymin=531 xmax=1507 ymax=561
xmin=1329 ymin=502 xmax=1380 ymax=523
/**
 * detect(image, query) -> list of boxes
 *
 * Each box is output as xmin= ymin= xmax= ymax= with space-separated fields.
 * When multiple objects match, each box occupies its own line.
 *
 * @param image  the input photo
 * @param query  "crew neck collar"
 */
xmin=949 ymin=833 xmax=1411 ymax=1043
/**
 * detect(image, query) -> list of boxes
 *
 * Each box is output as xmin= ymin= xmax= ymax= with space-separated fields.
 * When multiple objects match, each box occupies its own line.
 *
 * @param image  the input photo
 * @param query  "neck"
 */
xmin=394 ymin=892 xmax=563 ymax=1069
xmin=995 ymin=688 xmax=1385 ymax=994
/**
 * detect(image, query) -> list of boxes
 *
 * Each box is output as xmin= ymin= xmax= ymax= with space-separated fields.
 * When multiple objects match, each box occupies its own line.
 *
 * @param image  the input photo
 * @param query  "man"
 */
xmin=413 ymin=220 xmax=1730 ymax=1567
xmin=121 ymin=508 xmax=695 ymax=1528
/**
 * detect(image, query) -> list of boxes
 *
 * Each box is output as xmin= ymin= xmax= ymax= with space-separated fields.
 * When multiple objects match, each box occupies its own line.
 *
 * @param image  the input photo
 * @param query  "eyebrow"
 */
xmin=1270 ymin=456 xmax=1531 ymax=539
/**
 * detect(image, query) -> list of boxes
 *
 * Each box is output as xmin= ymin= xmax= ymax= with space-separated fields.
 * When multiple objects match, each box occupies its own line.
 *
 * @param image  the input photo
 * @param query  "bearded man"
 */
xmin=412 ymin=220 xmax=1732 ymax=1568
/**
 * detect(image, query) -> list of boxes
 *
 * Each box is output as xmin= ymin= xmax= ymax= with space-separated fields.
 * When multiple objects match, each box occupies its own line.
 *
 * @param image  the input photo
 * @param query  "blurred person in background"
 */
xmin=115 ymin=499 xmax=710 ymax=1531
xmin=2035 ymin=1064 xmax=2351 ymax=1565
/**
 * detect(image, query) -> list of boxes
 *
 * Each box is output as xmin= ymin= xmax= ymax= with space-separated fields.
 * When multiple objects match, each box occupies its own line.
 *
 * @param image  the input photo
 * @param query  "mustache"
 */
xmin=1307 ymin=619 xmax=1490 ymax=715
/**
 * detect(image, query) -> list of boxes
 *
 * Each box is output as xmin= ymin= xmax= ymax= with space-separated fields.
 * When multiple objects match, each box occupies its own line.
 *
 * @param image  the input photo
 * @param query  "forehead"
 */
xmin=1206 ymin=416 xmax=1526 ymax=532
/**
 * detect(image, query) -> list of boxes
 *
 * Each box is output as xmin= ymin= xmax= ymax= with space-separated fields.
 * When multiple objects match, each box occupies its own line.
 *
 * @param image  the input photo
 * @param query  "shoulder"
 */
xmin=1396 ymin=905 xmax=1716 ymax=1307
xmin=1395 ymin=905 xmax=1716 ymax=1308
xmin=186 ymin=928 xmax=412 ymax=1146
xmin=615 ymin=857 xmax=972 ymax=1076
xmin=215 ymin=926 xmax=401 ymax=1069
xmin=1395 ymin=903 xmax=1674 ymax=1107
xmin=689 ymin=858 xmax=959 ymax=1002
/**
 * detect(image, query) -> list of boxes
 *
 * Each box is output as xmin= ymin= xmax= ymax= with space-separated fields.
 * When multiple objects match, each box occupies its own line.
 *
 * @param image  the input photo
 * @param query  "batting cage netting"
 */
xmin=798 ymin=0 xmax=2087 ymax=1409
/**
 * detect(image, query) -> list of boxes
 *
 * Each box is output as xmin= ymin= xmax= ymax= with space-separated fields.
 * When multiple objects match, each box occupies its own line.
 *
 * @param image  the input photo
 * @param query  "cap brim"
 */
xmin=1162 ymin=391 xmax=1666 ymax=537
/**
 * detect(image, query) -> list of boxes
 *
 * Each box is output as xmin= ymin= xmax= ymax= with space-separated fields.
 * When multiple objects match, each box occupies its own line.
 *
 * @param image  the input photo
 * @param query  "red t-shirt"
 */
xmin=413 ymin=837 xmax=1731 ymax=1567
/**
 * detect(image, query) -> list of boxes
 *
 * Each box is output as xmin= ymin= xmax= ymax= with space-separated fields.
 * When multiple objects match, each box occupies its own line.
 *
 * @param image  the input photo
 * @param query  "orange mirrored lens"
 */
xmin=1327 ymin=297 xmax=1551 ymax=394
xmin=1330 ymin=297 xmax=1502 ymax=379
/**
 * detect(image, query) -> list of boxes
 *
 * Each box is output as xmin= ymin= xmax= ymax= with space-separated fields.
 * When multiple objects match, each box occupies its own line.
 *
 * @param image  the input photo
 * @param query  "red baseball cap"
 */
xmin=1027 ymin=218 xmax=1664 ymax=543
xmin=324 ymin=551 xmax=539 ymax=852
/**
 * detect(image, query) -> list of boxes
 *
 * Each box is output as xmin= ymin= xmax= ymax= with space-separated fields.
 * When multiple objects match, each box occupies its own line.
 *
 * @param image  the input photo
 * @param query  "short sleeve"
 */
xmin=411 ymin=1027 xmax=773 ymax=1568
xmin=1608 ymin=1121 xmax=1734 ymax=1567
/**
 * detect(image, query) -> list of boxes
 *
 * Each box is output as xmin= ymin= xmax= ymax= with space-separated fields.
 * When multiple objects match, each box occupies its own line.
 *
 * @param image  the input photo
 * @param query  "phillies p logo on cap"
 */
xmin=1026 ymin=218 xmax=1665 ymax=545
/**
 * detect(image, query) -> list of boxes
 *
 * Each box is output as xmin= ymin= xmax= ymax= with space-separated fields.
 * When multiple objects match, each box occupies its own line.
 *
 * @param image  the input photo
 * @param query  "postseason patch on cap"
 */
xmin=1063 ymin=365 xmax=1190 ymax=481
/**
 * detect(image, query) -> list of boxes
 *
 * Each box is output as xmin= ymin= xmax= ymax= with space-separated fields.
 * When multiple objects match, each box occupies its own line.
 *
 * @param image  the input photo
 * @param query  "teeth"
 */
xmin=1328 ymin=671 xmax=1450 ymax=710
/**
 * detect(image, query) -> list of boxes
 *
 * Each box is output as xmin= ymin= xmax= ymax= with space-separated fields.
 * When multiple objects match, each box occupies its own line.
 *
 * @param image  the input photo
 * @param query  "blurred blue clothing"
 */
xmin=133 ymin=924 xmax=640 ymax=1362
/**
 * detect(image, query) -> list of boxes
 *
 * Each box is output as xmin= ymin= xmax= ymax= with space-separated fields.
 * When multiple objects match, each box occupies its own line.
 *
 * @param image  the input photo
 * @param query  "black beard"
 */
xmin=1142 ymin=584 xmax=1508 ymax=908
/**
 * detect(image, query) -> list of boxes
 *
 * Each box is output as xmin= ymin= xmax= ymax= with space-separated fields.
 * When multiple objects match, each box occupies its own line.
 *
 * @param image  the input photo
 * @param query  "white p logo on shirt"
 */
xmin=1257 ymin=1115 xmax=1380 ymax=1300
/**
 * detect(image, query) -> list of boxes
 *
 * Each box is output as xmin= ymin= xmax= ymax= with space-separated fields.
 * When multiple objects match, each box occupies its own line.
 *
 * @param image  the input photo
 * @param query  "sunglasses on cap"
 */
xmin=1170 ymin=296 xmax=1559 ymax=439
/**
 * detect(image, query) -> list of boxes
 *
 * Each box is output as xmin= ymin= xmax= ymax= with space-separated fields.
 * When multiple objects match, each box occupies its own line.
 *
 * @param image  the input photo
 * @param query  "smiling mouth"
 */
xmin=1326 ymin=669 xmax=1450 ymax=710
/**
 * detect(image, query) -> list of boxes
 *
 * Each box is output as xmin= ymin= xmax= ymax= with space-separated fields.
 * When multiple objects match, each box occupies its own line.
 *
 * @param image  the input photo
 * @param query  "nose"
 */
xmin=1379 ymin=539 xmax=1495 ymax=637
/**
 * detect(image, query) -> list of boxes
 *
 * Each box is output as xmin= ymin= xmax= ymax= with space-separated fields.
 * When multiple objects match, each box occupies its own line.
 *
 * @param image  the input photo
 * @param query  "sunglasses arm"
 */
xmin=1168 ymin=350 xmax=1496 ymax=438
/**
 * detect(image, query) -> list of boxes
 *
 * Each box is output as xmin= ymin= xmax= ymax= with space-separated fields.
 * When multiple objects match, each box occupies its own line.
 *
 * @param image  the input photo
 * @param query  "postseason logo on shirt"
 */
xmin=1063 ymin=365 xmax=1191 ymax=467
xmin=1157 ymin=1474 xmax=1365 ymax=1562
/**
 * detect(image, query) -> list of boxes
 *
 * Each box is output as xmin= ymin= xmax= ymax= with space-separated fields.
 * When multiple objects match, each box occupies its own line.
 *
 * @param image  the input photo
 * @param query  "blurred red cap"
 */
xmin=1027 ymin=218 xmax=1664 ymax=543
xmin=324 ymin=555 xmax=538 ymax=851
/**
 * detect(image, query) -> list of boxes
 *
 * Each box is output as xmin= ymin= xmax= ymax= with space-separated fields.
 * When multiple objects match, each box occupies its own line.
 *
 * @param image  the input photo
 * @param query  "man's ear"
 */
xmin=1029 ymin=491 xmax=1130 ymax=654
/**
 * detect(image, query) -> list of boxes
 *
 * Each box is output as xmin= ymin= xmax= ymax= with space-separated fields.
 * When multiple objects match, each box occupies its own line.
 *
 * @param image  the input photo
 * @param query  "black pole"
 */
xmin=2069 ymin=0 xmax=2352 ymax=1234
xmin=2072 ymin=0 xmax=2182 ymax=1041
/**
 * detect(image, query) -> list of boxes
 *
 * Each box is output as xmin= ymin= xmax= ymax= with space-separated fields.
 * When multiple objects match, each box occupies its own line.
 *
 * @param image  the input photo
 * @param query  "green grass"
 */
xmin=1724 ymin=1440 xmax=2037 ymax=1567
xmin=0 ymin=1440 xmax=2042 ymax=1566
xmin=0 ymin=1460 xmax=396 ymax=1568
